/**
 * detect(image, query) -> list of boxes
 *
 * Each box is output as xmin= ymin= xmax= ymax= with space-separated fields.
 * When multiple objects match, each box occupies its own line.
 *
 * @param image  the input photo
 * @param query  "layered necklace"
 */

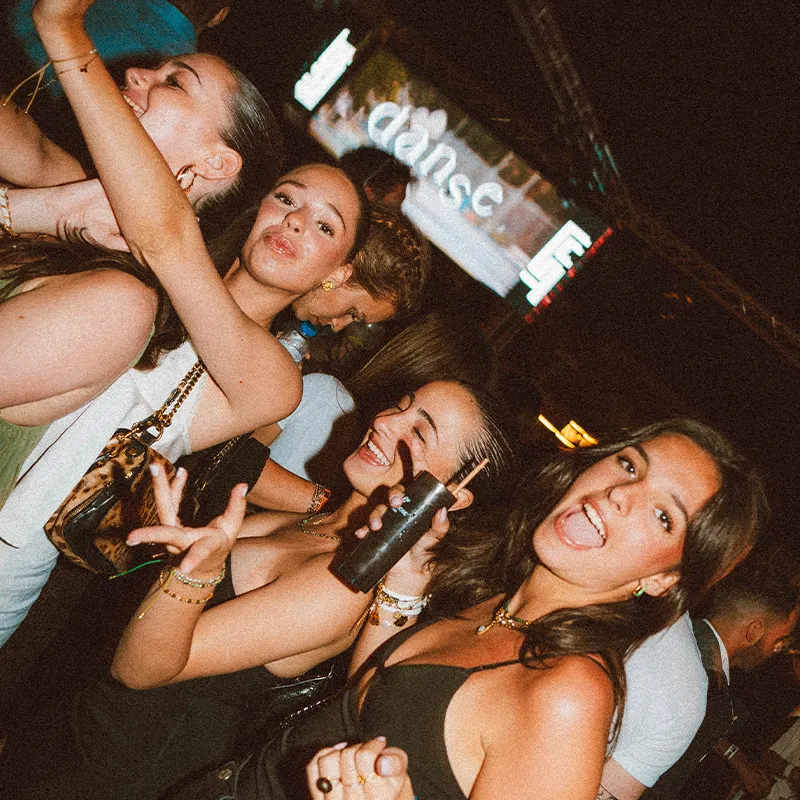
xmin=475 ymin=599 xmax=532 ymax=635
xmin=296 ymin=513 xmax=341 ymax=543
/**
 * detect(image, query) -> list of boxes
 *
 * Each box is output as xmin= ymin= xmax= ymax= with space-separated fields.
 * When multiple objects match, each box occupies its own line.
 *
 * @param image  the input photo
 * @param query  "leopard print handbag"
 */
xmin=44 ymin=361 xmax=205 ymax=575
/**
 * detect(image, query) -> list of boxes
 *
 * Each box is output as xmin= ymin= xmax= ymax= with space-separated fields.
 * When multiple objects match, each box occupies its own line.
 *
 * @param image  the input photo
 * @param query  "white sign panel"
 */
xmin=294 ymin=29 xmax=356 ymax=111
xmin=519 ymin=221 xmax=592 ymax=306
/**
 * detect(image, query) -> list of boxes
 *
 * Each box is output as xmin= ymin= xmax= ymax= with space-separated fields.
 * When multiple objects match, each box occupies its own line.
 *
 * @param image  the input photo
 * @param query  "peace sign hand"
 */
xmin=127 ymin=464 xmax=247 ymax=580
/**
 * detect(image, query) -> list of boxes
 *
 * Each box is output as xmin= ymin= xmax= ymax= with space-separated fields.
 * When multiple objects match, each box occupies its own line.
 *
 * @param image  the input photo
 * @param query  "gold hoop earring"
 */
xmin=322 ymin=280 xmax=334 ymax=291
xmin=176 ymin=166 xmax=196 ymax=194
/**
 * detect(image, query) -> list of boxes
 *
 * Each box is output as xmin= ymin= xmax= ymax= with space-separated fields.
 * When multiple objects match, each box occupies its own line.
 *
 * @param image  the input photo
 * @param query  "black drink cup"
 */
xmin=334 ymin=470 xmax=456 ymax=593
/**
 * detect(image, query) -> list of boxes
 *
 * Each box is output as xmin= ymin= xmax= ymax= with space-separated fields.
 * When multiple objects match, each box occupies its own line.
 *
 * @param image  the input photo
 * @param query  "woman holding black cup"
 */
xmin=180 ymin=418 xmax=765 ymax=800
xmin=0 ymin=380 xmax=509 ymax=800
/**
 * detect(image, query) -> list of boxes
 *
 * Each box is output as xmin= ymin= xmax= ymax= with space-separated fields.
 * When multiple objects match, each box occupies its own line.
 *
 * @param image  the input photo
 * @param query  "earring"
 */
xmin=632 ymin=583 xmax=647 ymax=598
xmin=176 ymin=166 xmax=196 ymax=194
xmin=322 ymin=280 xmax=334 ymax=291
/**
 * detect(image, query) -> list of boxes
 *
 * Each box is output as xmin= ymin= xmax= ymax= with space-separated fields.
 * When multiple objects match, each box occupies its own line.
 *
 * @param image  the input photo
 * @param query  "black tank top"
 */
xmin=357 ymin=617 xmax=522 ymax=800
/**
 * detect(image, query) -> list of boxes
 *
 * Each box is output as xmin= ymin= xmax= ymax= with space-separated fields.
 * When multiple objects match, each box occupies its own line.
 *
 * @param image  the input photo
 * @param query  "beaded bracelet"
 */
xmin=0 ymin=187 xmax=14 ymax=237
xmin=306 ymin=483 xmax=332 ymax=513
xmin=368 ymin=581 xmax=427 ymax=627
xmin=161 ymin=584 xmax=215 ymax=605
xmin=171 ymin=564 xmax=226 ymax=589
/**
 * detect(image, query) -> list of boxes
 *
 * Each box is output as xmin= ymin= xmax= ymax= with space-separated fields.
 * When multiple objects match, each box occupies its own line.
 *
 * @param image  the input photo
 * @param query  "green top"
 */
xmin=0 ymin=277 xmax=47 ymax=511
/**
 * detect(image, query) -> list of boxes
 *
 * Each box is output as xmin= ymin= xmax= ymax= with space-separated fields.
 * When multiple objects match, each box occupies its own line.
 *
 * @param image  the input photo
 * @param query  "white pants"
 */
xmin=0 ymin=530 xmax=59 ymax=647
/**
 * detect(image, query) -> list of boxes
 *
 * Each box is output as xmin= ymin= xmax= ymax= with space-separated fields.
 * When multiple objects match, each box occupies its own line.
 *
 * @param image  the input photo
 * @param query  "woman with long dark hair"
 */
xmin=0 ymin=379 xmax=511 ymax=800
xmin=183 ymin=418 xmax=765 ymax=800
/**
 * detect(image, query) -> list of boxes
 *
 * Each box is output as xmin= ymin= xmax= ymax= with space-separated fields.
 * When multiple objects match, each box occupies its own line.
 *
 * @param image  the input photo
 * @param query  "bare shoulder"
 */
xmin=67 ymin=268 xmax=157 ymax=315
xmin=521 ymin=654 xmax=615 ymax=723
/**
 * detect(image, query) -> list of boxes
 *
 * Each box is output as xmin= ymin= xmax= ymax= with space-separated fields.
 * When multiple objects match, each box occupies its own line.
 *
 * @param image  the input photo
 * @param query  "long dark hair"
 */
xmin=428 ymin=418 xmax=768 ymax=740
xmin=0 ymin=237 xmax=183 ymax=369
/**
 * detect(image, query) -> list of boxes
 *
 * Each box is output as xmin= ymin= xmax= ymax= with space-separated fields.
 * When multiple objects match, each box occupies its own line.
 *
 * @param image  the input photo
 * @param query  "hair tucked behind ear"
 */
xmin=427 ymin=418 xmax=767 ymax=743
xmin=197 ymin=61 xmax=284 ymax=229
xmin=0 ymin=237 xmax=184 ymax=369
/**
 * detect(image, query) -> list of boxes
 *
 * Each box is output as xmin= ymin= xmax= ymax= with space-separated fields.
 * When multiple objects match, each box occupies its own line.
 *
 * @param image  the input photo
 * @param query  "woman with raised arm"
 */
xmin=0 ymin=0 xmax=371 ymax=644
xmin=0 ymin=380 xmax=510 ymax=800
xmin=170 ymin=418 xmax=765 ymax=800
xmin=0 ymin=43 xmax=284 ymax=502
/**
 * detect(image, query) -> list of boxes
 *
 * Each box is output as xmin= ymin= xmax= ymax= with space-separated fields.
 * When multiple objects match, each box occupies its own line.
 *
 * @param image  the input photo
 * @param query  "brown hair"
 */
xmin=428 ymin=418 xmax=768 ymax=741
xmin=346 ymin=204 xmax=431 ymax=319
xmin=0 ymin=237 xmax=183 ymax=369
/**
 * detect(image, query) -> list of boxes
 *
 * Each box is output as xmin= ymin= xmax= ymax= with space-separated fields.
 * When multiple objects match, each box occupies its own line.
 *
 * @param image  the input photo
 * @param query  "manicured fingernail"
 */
xmin=149 ymin=464 xmax=159 ymax=475
xmin=370 ymin=517 xmax=381 ymax=529
xmin=390 ymin=494 xmax=402 ymax=507
xmin=437 ymin=508 xmax=447 ymax=521
xmin=376 ymin=736 xmax=387 ymax=742
xmin=333 ymin=741 xmax=347 ymax=750
xmin=237 ymin=483 xmax=248 ymax=497
xmin=176 ymin=467 xmax=186 ymax=477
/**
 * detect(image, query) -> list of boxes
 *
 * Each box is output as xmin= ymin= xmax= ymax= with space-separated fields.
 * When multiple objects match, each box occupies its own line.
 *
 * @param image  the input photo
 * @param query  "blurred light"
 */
xmin=294 ymin=29 xmax=355 ymax=111
xmin=538 ymin=414 xmax=575 ymax=448
xmin=561 ymin=420 xmax=598 ymax=446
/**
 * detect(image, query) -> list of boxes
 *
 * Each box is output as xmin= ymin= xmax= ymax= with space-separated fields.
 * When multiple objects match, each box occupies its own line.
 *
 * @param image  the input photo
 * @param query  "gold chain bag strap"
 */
xmin=44 ymin=360 xmax=205 ymax=575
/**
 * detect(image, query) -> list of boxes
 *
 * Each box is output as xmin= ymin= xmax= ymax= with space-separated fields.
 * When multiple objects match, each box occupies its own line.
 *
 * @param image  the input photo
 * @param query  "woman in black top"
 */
xmin=179 ymin=418 xmax=766 ymax=800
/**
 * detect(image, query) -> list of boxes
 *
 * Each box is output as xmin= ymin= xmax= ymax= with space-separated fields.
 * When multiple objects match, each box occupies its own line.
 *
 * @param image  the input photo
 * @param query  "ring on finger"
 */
xmin=316 ymin=776 xmax=335 ymax=793
xmin=357 ymin=774 xmax=379 ymax=784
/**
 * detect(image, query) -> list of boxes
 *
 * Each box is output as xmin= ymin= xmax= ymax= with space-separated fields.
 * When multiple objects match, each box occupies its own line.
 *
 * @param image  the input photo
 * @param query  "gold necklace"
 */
xmin=297 ymin=513 xmax=341 ymax=543
xmin=475 ymin=599 xmax=532 ymax=635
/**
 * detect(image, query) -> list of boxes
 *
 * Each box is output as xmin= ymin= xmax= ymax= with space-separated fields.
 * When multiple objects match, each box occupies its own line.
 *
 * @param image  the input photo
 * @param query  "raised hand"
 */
xmin=307 ymin=739 xmax=413 ymax=800
xmin=127 ymin=464 xmax=247 ymax=579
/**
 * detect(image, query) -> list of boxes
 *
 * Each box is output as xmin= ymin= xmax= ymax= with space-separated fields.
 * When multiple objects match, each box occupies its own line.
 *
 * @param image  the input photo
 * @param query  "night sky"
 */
xmin=378 ymin=0 xmax=798 ymax=327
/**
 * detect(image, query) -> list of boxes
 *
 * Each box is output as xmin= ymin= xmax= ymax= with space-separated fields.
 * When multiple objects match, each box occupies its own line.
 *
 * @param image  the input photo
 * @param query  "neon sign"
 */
xmin=367 ymin=102 xmax=505 ymax=218
xmin=294 ymin=29 xmax=356 ymax=111
xmin=519 ymin=221 xmax=592 ymax=307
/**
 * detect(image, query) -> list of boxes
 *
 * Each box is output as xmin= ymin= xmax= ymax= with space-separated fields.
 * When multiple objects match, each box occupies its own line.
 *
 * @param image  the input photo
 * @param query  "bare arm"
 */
xmin=247 ymin=458 xmax=321 ymax=513
xmin=247 ymin=422 xmax=322 ymax=512
xmin=4 ymin=180 xmax=123 ymax=248
xmin=111 ymin=469 xmax=370 ymax=688
xmin=0 ymin=98 xmax=87 ymax=186
xmin=471 ymin=658 xmax=614 ymax=800
xmin=598 ymin=760 xmax=646 ymax=800
xmin=31 ymin=1 xmax=301 ymax=430
xmin=0 ymin=269 xmax=156 ymax=420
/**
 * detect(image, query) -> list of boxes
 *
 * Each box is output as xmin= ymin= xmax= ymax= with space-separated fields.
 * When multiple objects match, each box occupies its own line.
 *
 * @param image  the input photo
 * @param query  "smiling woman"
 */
xmin=156 ymin=417 xmax=766 ymax=800
xmin=0 ymin=380 xmax=511 ymax=800
xmin=0 ymin=0 xmax=368 ymax=648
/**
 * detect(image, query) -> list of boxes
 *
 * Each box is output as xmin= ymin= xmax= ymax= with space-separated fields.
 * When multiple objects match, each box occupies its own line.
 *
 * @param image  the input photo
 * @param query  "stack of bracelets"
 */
xmin=307 ymin=483 xmax=332 ymax=513
xmin=368 ymin=580 xmax=428 ymax=628
xmin=159 ymin=564 xmax=227 ymax=605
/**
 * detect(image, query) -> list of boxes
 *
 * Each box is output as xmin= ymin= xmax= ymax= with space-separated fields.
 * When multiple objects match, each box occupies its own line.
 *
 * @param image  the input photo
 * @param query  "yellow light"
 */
xmin=563 ymin=420 xmax=598 ymax=446
xmin=538 ymin=414 xmax=575 ymax=448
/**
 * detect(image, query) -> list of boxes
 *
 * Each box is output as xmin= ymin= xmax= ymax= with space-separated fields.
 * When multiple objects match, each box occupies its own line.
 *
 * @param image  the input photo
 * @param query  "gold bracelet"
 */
xmin=306 ymin=483 xmax=332 ymax=513
xmin=51 ymin=48 xmax=98 ymax=64
xmin=53 ymin=50 xmax=98 ymax=76
xmin=161 ymin=585 xmax=214 ymax=605
xmin=367 ymin=581 xmax=427 ymax=627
